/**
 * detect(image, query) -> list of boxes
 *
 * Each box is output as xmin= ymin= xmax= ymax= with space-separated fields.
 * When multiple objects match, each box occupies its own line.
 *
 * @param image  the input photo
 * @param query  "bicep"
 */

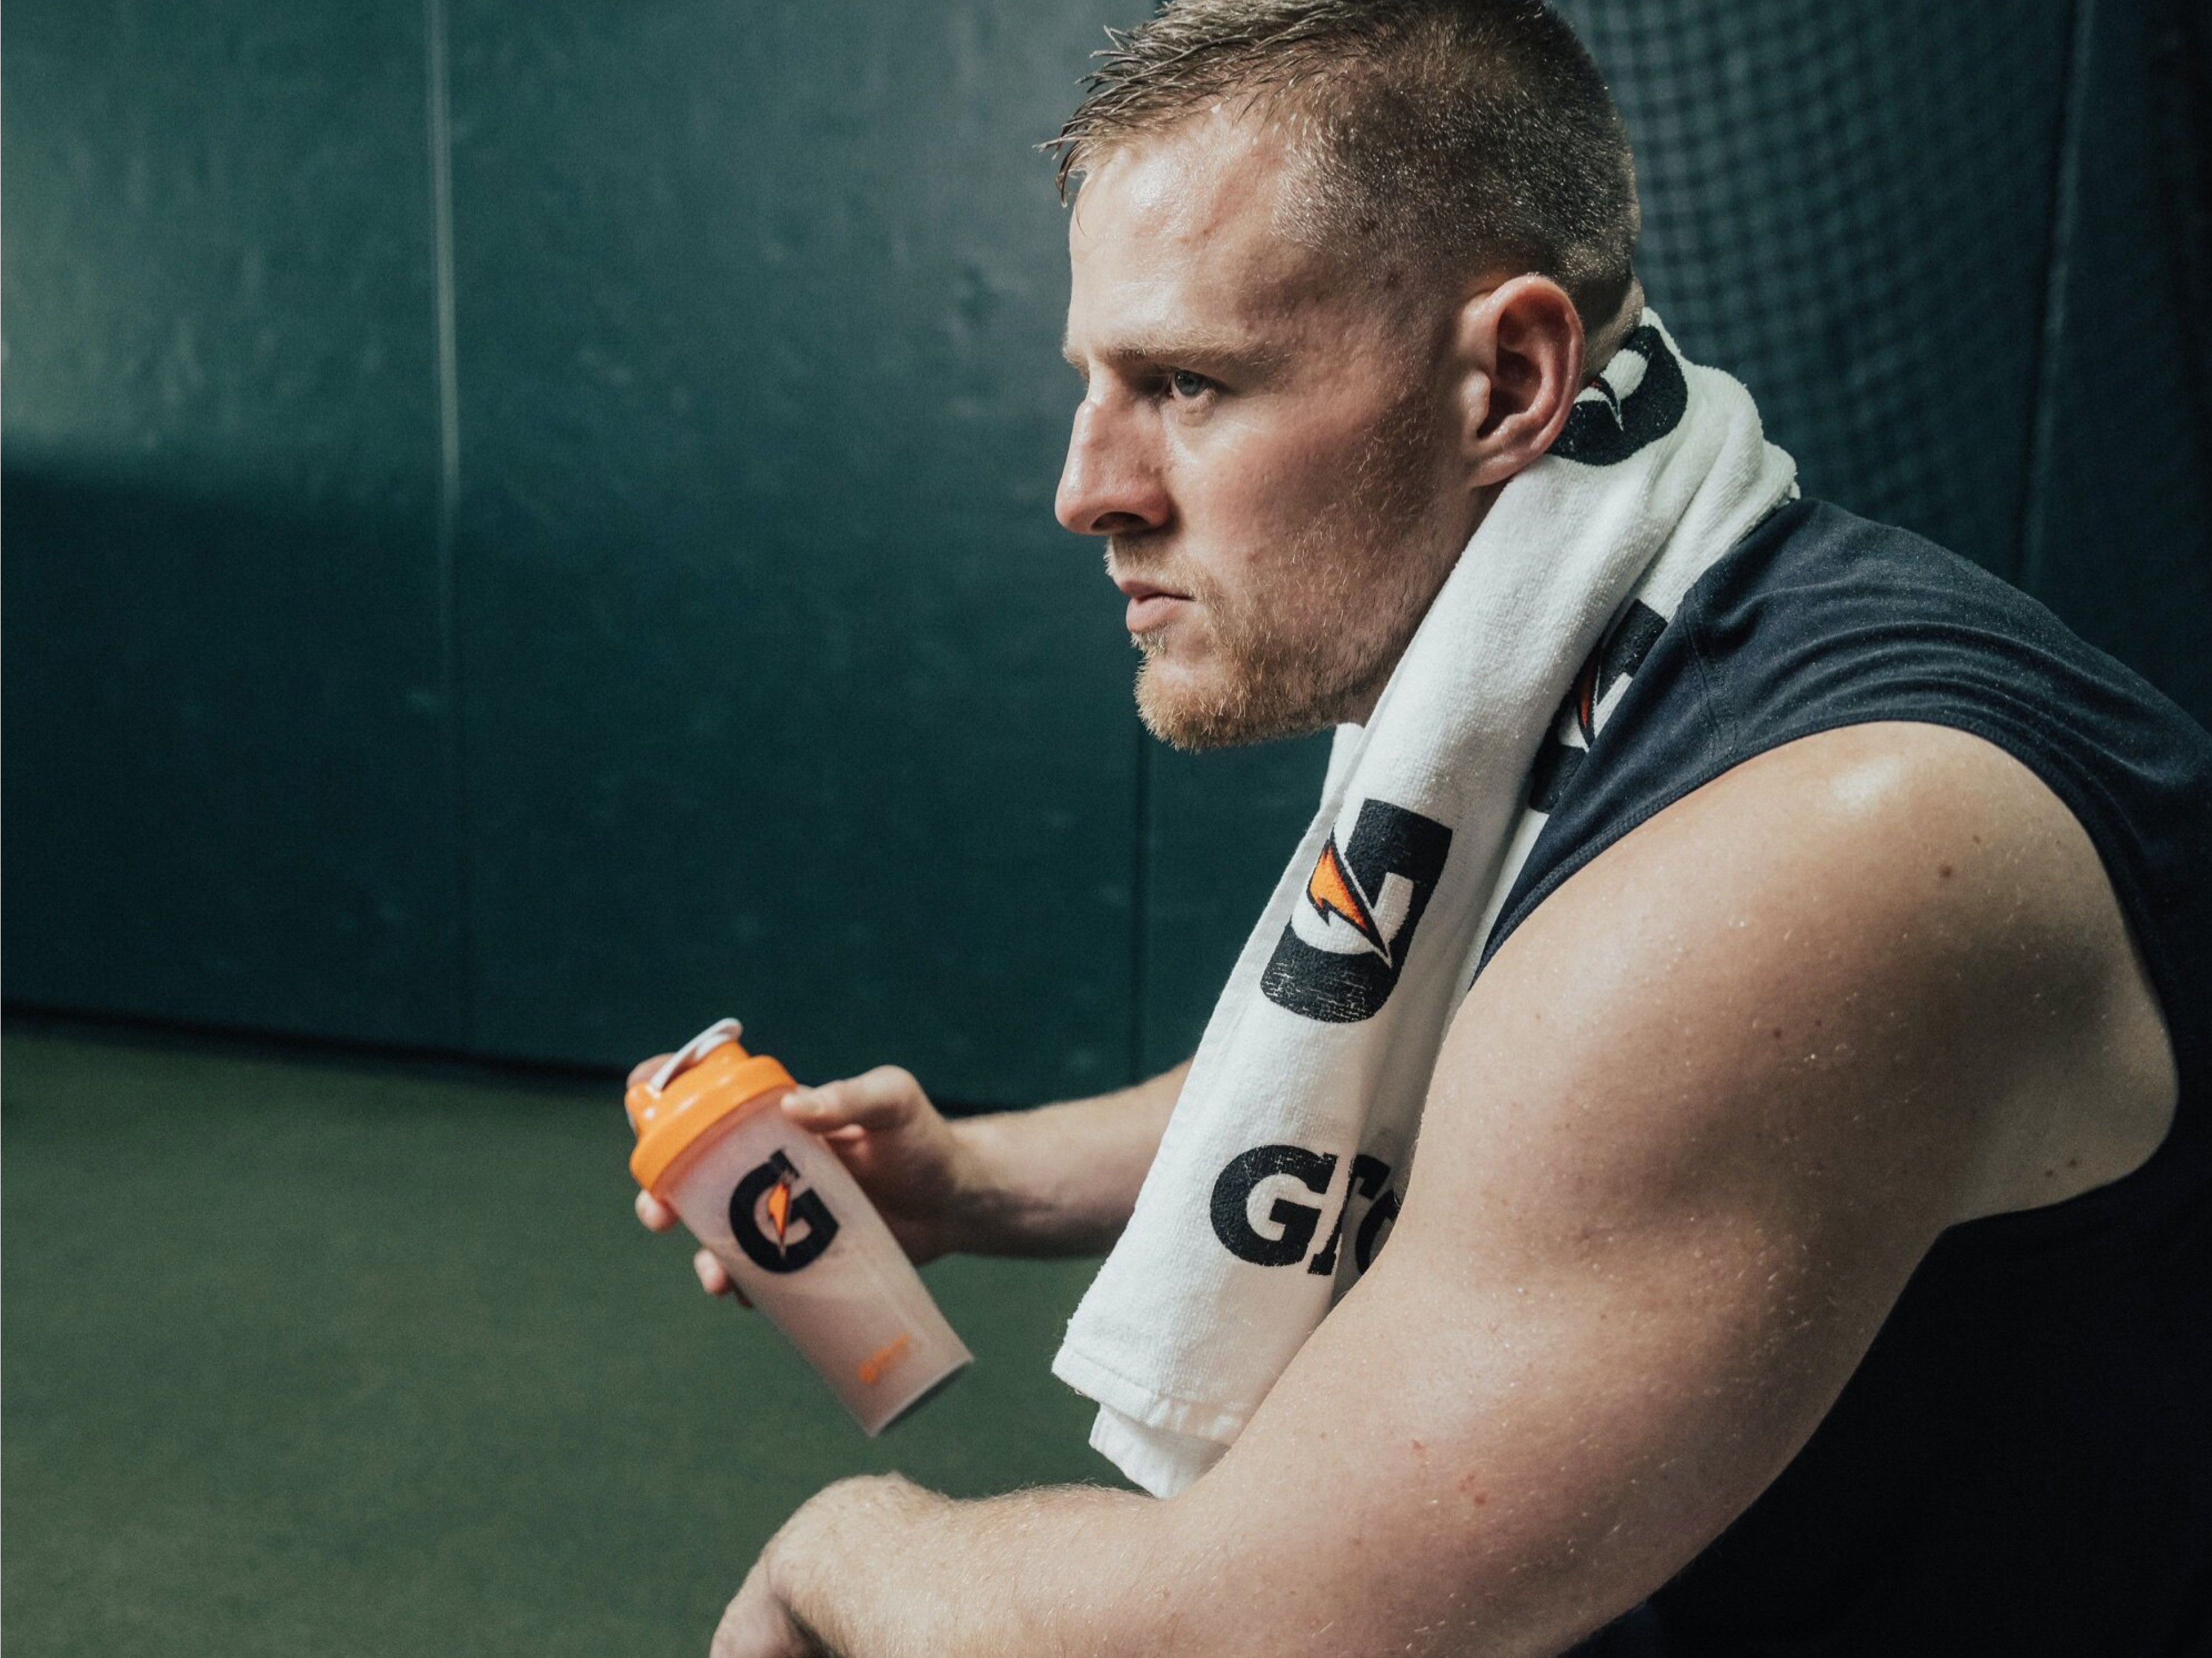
xmin=1151 ymin=1111 xmax=1941 ymax=1658
xmin=1148 ymin=726 xmax=2086 ymax=1658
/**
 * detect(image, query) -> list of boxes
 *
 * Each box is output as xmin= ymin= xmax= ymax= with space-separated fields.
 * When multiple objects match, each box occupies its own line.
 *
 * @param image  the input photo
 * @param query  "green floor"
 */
xmin=1 ymin=1022 xmax=1122 ymax=1654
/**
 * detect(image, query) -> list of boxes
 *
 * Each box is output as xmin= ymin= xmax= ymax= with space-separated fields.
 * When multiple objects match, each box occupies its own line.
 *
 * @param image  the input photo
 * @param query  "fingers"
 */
xmin=711 ymin=1554 xmax=809 ymax=1658
xmin=782 ymin=1065 xmax=925 ymax=1133
xmin=695 ymin=1248 xmax=750 ymax=1308
xmin=634 ymin=1120 xmax=757 ymax=1304
xmin=693 ymin=1248 xmax=729 ymax=1294
xmin=639 ymin=1190 xmax=751 ymax=1306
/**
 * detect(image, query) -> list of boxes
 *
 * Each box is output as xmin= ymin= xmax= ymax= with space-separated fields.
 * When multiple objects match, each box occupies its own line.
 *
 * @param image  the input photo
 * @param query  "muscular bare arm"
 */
xmin=957 ymin=1057 xmax=1191 ymax=1256
xmin=743 ymin=722 xmax=2173 ymax=1658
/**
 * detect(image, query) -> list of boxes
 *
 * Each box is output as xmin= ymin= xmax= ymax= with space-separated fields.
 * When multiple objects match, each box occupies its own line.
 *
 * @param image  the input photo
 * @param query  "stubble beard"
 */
xmin=1125 ymin=389 xmax=1460 ymax=752
xmin=1129 ymin=540 xmax=1391 ymax=750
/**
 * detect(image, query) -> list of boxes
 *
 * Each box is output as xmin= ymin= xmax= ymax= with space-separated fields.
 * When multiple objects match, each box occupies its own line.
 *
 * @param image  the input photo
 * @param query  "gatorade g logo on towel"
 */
xmin=1549 ymin=322 xmax=1687 ymax=466
xmin=729 ymin=1148 xmax=839 ymax=1273
xmin=1210 ymin=1144 xmax=1401 ymax=1276
xmin=1261 ymin=797 xmax=1453 ymax=1023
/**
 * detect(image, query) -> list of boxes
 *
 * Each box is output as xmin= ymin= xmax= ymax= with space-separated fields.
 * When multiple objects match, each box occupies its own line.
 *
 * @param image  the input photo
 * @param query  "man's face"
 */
xmin=1056 ymin=113 xmax=1478 ymax=749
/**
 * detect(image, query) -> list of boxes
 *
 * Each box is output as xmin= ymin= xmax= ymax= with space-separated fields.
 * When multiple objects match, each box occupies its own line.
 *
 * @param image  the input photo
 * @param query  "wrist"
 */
xmin=768 ymin=1475 xmax=939 ymax=1625
xmin=945 ymin=1113 xmax=1034 ymax=1255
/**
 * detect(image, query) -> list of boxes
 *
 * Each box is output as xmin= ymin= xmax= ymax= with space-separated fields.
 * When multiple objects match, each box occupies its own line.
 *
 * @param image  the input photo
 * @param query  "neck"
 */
xmin=1584 ymin=275 xmax=1646 ymax=376
xmin=1339 ymin=486 xmax=1500 ymax=728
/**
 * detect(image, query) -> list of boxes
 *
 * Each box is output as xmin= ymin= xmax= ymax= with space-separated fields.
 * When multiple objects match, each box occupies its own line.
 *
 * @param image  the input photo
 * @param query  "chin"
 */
xmin=1133 ymin=657 xmax=1334 ymax=751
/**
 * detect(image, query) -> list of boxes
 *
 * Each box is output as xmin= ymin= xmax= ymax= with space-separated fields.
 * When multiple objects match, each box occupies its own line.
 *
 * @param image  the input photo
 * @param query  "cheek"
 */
xmin=1171 ymin=438 xmax=1292 ymax=542
xmin=1182 ymin=397 xmax=1408 ymax=527
xmin=1169 ymin=431 xmax=1334 ymax=578
xmin=1163 ymin=389 xmax=1439 ymax=633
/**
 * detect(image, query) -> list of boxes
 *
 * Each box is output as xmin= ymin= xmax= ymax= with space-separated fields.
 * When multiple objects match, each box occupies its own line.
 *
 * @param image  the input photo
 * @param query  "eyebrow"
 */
xmin=1061 ymin=330 xmax=1290 ymax=375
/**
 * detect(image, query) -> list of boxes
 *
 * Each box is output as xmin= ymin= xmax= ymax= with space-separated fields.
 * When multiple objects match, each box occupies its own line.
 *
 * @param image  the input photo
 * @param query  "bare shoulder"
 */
xmin=1151 ymin=723 xmax=2182 ymax=1653
xmin=1435 ymin=719 xmax=2177 ymax=1231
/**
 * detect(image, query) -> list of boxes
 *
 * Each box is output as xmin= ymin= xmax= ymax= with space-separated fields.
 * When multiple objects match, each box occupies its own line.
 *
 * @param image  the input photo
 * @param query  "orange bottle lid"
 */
xmin=626 ymin=1019 xmax=796 ymax=1196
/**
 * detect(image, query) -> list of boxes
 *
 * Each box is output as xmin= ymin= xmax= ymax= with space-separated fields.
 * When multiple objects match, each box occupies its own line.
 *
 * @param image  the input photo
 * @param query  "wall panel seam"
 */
xmin=424 ymin=0 xmax=476 ymax=1044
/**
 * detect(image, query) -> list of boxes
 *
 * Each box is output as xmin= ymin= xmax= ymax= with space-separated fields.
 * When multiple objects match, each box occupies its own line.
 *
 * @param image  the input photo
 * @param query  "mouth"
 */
xmin=1113 ymin=573 xmax=1194 ymax=635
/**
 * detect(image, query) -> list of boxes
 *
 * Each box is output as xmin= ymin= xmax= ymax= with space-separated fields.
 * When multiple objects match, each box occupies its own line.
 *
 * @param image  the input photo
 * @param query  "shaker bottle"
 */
xmin=626 ymin=1018 xmax=972 ymax=1434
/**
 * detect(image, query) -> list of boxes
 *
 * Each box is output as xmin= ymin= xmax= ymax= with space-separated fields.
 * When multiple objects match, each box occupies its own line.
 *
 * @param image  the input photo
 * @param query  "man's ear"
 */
xmin=1450 ymin=274 xmax=1586 ymax=490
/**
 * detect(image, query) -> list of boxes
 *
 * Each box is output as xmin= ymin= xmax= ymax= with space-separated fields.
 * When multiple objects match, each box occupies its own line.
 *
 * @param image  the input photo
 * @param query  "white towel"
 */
xmin=1051 ymin=313 xmax=1799 ymax=1498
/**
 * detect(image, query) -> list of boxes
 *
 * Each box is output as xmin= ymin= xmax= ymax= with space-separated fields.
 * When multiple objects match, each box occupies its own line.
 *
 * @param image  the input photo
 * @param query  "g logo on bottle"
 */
xmin=729 ymin=1147 xmax=840 ymax=1273
xmin=1262 ymin=797 xmax=1453 ymax=1023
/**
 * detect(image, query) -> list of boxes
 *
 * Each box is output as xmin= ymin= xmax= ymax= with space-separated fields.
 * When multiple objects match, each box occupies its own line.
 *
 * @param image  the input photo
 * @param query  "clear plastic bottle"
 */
xmin=626 ymin=1019 xmax=972 ymax=1433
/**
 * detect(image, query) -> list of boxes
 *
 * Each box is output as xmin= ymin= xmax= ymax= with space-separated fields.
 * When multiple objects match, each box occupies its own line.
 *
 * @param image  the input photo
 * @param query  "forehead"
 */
xmin=1064 ymin=111 xmax=1345 ymax=356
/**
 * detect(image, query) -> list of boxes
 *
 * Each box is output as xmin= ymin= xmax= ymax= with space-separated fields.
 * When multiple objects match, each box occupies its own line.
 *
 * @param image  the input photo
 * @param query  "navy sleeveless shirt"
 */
xmin=1496 ymin=500 xmax=2212 ymax=1657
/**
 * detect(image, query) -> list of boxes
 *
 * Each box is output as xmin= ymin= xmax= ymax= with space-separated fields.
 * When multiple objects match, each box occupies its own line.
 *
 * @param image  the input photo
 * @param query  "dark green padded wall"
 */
xmin=1 ymin=0 xmax=1145 ymax=1101
xmin=440 ymin=1 xmax=1139 ymax=1099
xmin=7 ymin=0 xmax=2205 ymax=1097
xmin=1138 ymin=740 xmax=1328 ymax=1074
xmin=1 ymin=2 xmax=465 ymax=1048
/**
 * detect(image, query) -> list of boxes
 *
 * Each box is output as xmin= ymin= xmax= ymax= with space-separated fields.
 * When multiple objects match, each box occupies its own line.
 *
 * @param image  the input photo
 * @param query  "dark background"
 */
xmin=7 ymin=0 xmax=2208 ymax=1105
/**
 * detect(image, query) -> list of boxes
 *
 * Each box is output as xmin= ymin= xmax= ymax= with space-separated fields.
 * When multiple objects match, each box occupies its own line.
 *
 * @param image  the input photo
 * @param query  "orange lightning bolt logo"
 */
xmin=730 ymin=1148 xmax=839 ymax=1272
xmin=1305 ymin=835 xmax=1391 ymax=963
xmin=1263 ymin=796 xmax=1451 ymax=1023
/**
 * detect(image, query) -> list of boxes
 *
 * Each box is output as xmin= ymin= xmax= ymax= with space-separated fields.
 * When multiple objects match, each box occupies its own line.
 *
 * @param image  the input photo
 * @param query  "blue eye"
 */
xmin=1168 ymin=369 xmax=1212 ymax=400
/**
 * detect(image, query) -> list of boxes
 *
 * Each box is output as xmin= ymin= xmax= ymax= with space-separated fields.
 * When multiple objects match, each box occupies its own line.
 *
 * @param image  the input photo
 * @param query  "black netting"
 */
xmin=1558 ymin=0 xmax=2071 ymax=577
xmin=1556 ymin=0 xmax=2211 ymax=720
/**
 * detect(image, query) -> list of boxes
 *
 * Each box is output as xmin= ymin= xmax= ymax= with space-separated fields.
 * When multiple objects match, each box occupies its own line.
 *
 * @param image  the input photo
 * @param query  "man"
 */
xmin=638 ymin=3 xmax=2211 ymax=1652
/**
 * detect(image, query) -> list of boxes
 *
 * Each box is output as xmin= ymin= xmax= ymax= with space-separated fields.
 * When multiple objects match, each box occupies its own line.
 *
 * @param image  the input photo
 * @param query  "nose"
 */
xmin=1055 ymin=395 xmax=1172 ymax=537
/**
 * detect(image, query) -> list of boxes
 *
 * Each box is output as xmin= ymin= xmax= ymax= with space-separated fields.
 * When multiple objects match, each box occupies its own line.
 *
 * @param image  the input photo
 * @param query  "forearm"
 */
xmin=951 ymin=1057 xmax=1189 ymax=1257
xmin=767 ymin=1474 xmax=1162 ymax=1658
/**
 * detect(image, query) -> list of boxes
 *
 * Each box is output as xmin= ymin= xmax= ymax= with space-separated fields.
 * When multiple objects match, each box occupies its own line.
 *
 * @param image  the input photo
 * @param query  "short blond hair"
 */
xmin=1048 ymin=0 xmax=1641 ymax=337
